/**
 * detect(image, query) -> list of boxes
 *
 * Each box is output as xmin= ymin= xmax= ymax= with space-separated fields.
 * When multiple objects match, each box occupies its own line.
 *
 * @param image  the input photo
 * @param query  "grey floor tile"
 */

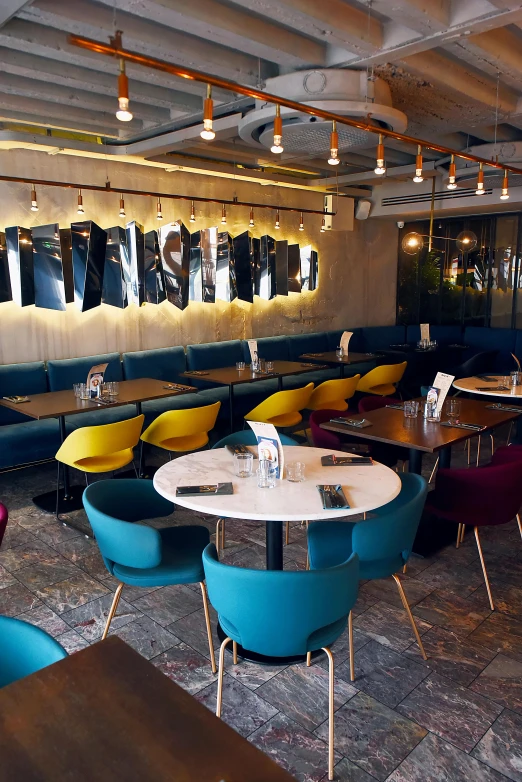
xmin=196 ymin=674 xmax=278 ymax=738
xmin=167 ymin=605 xmax=219 ymax=660
xmin=15 ymin=604 xmax=69 ymax=637
xmin=358 ymin=576 xmax=434 ymax=610
xmin=0 ymin=539 xmax=61 ymax=573
xmin=354 ymin=601 xmax=431 ymax=654
xmin=413 ymin=588 xmax=491 ymax=635
xmin=153 ymin=642 xmax=217 ymax=695
xmin=469 ymin=613 xmax=522 ymax=663
xmin=55 ymin=536 xmax=97 ymax=563
xmin=473 ymin=709 xmax=522 ymax=782
xmin=468 ymin=581 xmax=522 ymax=620
xmin=227 ymin=656 xmax=288 ymax=690
xmin=0 ymin=564 xmax=16 ymax=589
xmin=32 ymin=522 xmax=82 ymax=547
xmin=55 ymin=629 xmax=90 ymax=655
xmin=470 ymin=655 xmax=522 ymax=715
xmin=324 ymin=757 xmax=376 ymax=782
xmin=0 ymin=581 xmax=42 ymax=616
xmin=35 ymin=572 xmax=109 ymax=614
xmin=15 ymin=559 xmax=79 ymax=590
xmin=416 ymin=558 xmax=485 ymax=596
xmin=132 ymin=583 xmax=203 ymax=626
xmin=111 ymin=616 xmax=180 ymax=660
xmin=0 ymin=523 xmax=34 ymax=551
xmin=61 ymin=594 xmax=142 ymax=642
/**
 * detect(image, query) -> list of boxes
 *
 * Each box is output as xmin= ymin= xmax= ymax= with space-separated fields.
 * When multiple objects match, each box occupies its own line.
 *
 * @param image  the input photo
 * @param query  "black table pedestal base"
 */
xmin=32 ymin=485 xmax=85 ymax=515
xmin=216 ymin=623 xmax=322 ymax=666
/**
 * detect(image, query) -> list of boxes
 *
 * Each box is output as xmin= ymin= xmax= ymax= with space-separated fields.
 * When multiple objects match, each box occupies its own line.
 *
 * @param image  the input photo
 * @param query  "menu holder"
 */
xmin=248 ymin=420 xmax=284 ymax=479
xmin=86 ymin=362 xmax=108 ymax=399
xmin=317 ymin=484 xmax=350 ymax=510
xmin=340 ymin=331 xmax=352 ymax=355
xmin=176 ymin=482 xmax=233 ymax=497
xmin=321 ymin=455 xmax=373 ymax=466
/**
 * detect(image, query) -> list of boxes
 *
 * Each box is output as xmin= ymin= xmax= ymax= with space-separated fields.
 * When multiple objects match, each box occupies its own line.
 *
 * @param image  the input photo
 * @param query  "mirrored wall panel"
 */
xmin=189 ymin=231 xmax=203 ymax=302
xmin=216 ymin=231 xmax=237 ymax=302
xmin=159 ymin=221 xmax=190 ymax=310
xmin=144 ymin=230 xmax=166 ymax=304
xmin=6 ymin=226 xmax=34 ymax=307
xmin=59 ymin=229 xmax=74 ymax=306
xmin=0 ymin=232 xmax=11 ymax=304
xmin=71 ymin=221 xmax=107 ymax=312
xmin=32 ymin=223 xmax=69 ymax=311
xmin=275 ymin=240 xmax=289 ymax=296
xmin=126 ymin=221 xmax=145 ymax=306
xmin=300 ymin=245 xmax=318 ymax=291
xmin=102 ymin=227 xmax=129 ymax=309
xmin=288 ymin=243 xmax=301 ymax=293
xmin=258 ymin=235 xmax=276 ymax=300
xmin=200 ymin=227 xmax=217 ymax=303
xmin=233 ymin=231 xmax=255 ymax=303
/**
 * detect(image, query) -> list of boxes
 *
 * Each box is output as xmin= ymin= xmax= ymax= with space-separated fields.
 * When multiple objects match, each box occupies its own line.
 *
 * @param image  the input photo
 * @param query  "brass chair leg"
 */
xmin=215 ymin=518 xmax=222 ymax=556
xmin=199 ymin=582 xmax=217 ymax=673
xmin=517 ymin=513 xmax=522 ymax=541
xmin=428 ymin=457 xmax=439 ymax=484
xmin=460 ymin=524 xmax=466 ymax=545
xmin=392 ymin=574 xmax=427 ymax=660
xmin=474 ymin=526 xmax=494 ymax=611
xmin=221 ymin=519 xmax=226 ymax=551
xmin=216 ymin=636 xmax=231 ymax=717
xmin=233 ymin=641 xmax=238 ymax=665
xmin=102 ymin=582 xmax=124 ymax=640
xmin=321 ymin=646 xmax=335 ymax=781
xmin=348 ymin=611 xmax=355 ymax=682
xmin=402 ymin=563 xmax=407 ymax=574
xmin=456 ymin=523 xmax=463 ymax=549
xmin=490 ymin=433 xmax=495 ymax=455
xmin=467 ymin=438 xmax=471 ymax=465
xmin=507 ymin=422 xmax=514 ymax=446
xmin=305 ymin=520 xmax=310 ymax=570
xmin=476 ymin=435 xmax=482 ymax=466
xmin=306 ymin=651 xmax=312 ymax=667
xmin=285 ymin=521 xmax=290 ymax=546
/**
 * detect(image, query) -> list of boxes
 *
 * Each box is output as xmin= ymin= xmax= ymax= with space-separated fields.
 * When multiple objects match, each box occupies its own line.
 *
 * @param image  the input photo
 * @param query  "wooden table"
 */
xmin=299 ymin=350 xmax=382 ymax=377
xmin=0 ymin=378 xmax=197 ymax=517
xmin=0 ymin=636 xmax=296 ymax=782
xmin=182 ymin=360 xmax=330 ymax=431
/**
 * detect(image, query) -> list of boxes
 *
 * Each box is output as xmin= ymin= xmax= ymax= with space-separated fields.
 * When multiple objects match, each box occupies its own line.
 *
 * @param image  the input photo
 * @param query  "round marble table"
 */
xmin=153 ymin=445 xmax=401 ymax=571
xmin=453 ymin=375 xmax=522 ymax=399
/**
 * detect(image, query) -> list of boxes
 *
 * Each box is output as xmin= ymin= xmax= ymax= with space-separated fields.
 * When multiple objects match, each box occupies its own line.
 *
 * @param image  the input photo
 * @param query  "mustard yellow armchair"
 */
xmin=244 ymin=383 xmax=314 ymax=428
xmin=140 ymin=401 xmax=221 ymax=453
xmin=56 ymin=415 xmax=144 ymax=474
xmin=356 ymin=362 xmax=407 ymax=396
xmin=307 ymin=376 xmax=360 ymax=412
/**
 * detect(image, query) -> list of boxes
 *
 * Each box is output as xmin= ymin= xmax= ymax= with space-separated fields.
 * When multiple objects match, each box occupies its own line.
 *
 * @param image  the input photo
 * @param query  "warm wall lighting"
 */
xmin=119 ymin=194 xmax=125 ymax=217
xmin=320 ymin=216 xmax=326 ymax=233
xmin=447 ymin=154 xmax=457 ymax=190
xmin=413 ymin=145 xmax=424 ymax=182
xmin=328 ymin=120 xmax=340 ymax=166
xmin=77 ymin=189 xmax=85 ymax=215
xmin=200 ymin=84 xmax=215 ymax=140
xmin=275 ymin=209 xmax=280 ymax=229
xmin=401 ymin=232 xmax=424 ymax=255
xmin=30 ymin=185 xmax=38 ymax=212
xmin=500 ymin=169 xmax=509 ymax=200
xmin=116 ymin=59 xmax=133 ymax=122
xmin=374 ymin=134 xmax=386 ymax=175
xmin=299 ymin=212 xmax=304 ymax=231
xmin=249 ymin=208 xmax=254 ymax=227
xmin=156 ymin=199 xmax=163 ymax=220
xmin=271 ymin=104 xmax=284 ymax=154
xmin=190 ymin=200 xmax=196 ymax=222
xmin=476 ymin=162 xmax=485 ymax=195
xmin=221 ymin=204 xmax=227 ymax=224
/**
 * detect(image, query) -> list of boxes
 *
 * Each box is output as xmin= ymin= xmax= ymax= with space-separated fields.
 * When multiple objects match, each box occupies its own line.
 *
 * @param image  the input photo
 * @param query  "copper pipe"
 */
xmin=0 ymin=174 xmax=331 ymax=215
xmin=69 ymin=33 xmax=522 ymax=176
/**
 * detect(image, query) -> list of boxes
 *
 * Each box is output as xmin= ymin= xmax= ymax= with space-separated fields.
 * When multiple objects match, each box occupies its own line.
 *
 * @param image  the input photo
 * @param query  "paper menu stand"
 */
xmin=248 ymin=420 xmax=284 ymax=479
xmin=420 ymin=323 xmax=430 ymax=343
xmin=86 ymin=363 xmax=108 ymax=399
xmin=247 ymin=339 xmax=258 ymax=364
xmin=432 ymin=371 xmax=455 ymax=415
xmin=340 ymin=331 xmax=353 ymax=356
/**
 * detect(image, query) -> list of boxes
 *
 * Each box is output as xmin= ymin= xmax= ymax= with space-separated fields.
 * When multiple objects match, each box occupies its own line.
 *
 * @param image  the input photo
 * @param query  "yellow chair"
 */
xmin=56 ymin=415 xmax=144 ymax=475
xmin=140 ymin=402 xmax=221 ymax=453
xmin=244 ymin=383 xmax=314 ymax=428
xmin=307 ymin=375 xmax=360 ymax=412
xmin=356 ymin=362 xmax=407 ymax=396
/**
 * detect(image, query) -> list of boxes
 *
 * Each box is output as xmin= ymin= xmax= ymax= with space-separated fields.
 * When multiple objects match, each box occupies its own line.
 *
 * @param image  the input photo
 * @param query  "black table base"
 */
xmin=32 ymin=484 xmax=85 ymax=516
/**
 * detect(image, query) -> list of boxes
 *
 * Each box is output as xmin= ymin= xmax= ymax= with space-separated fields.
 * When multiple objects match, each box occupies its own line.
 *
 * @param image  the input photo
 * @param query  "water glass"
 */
xmin=266 ymin=360 xmax=275 ymax=372
xmin=446 ymin=398 xmax=462 ymax=422
xmin=259 ymin=358 xmax=266 ymax=373
xmin=336 ymin=347 xmax=344 ymax=358
xmin=251 ymin=358 xmax=260 ymax=373
xmin=511 ymin=372 xmax=521 ymax=387
xmin=106 ymin=381 xmax=119 ymax=397
xmin=79 ymin=383 xmax=90 ymax=400
xmin=257 ymin=459 xmax=277 ymax=488
xmin=234 ymin=452 xmax=253 ymax=478
xmin=236 ymin=361 xmax=246 ymax=371
xmin=403 ymin=401 xmax=419 ymax=419
xmin=73 ymin=383 xmax=82 ymax=398
xmin=286 ymin=461 xmax=305 ymax=482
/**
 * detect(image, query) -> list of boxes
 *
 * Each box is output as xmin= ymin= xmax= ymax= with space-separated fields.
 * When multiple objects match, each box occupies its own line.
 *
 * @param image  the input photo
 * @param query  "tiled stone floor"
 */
xmin=1 ymin=437 xmax=522 ymax=781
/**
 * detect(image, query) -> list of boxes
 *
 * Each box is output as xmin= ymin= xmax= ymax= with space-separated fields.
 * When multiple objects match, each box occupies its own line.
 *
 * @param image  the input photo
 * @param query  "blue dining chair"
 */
xmin=211 ymin=430 xmax=300 ymax=551
xmin=83 ymin=479 xmax=216 ymax=673
xmin=203 ymin=544 xmax=359 ymax=781
xmin=0 ymin=616 xmax=67 ymax=688
xmin=307 ymin=473 xmax=429 ymax=675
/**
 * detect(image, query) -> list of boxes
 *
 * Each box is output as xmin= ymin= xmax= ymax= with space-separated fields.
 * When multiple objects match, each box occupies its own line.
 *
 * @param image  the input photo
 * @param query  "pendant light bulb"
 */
xmin=500 ymin=169 xmax=509 ymax=200
xmin=271 ymin=104 xmax=284 ymax=154
xmin=119 ymin=194 xmax=125 ymax=218
xmin=413 ymin=145 xmax=424 ymax=182
xmin=30 ymin=185 xmax=38 ymax=212
xmin=156 ymin=199 xmax=163 ymax=220
xmin=447 ymin=154 xmax=457 ymax=190
xmin=374 ymin=134 xmax=386 ymax=175
xmin=200 ymin=84 xmax=215 ymax=141
xmin=190 ymin=200 xmax=196 ymax=222
xmin=320 ymin=216 xmax=326 ymax=233
xmin=275 ymin=209 xmax=280 ymax=230
xmin=221 ymin=204 xmax=227 ymax=225
xmin=249 ymin=208 xmax=255 ymax=228
xmin=116 ymin=59 xmax=133 ymax=122
xmin=476 ymin=162 xmax=485 ymax=195
xmin=299 ymin=212 xmax=304 ymax=232
xmin=77 ymin=189 xmax=85 ymax=215
xmin=328 ymin=120 xmax=340 ymax=165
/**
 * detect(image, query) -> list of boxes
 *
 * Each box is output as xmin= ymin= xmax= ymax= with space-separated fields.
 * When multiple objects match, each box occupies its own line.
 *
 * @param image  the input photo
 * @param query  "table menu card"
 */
xmin=247 ymin=339 xmax=258 ymax=363
xmin=340 ymin=331 xmax=353 ymax=355
xmin=432 ymin=371 xmax=455 ymax=415
xmin=86 ymin=363 xmax=108 ymax=399
xmin=420 ymin=323 xmax=430 ymax=342
xmin=248 ymin=421 xmax=284 ymax=479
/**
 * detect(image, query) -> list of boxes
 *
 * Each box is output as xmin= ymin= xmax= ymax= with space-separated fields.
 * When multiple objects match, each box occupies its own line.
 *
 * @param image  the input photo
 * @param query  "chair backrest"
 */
xmin=83 ymin=479 xmax=174 ymax=571
xmin=452 ymin=350 xmax=498 ymax=379
xmin=212 ymin=431 xmax=299 ymax=448
xmin=353 ymin=473 xmax=428 ymax=565
xmin=358 ymin=395 xmax=398 ymax=414
xmin=0 ymin=503 xmax=7 ymax=548
xmin=245 ymin=383 xmax=314 ymax=422
xmin=142 ymin=402 xmax=221 ymax=442
xmin=203 ymin=544 xmax=359 ymax=657
xmin=308 ymin=376 xmax=360 ymax=409
xmin=56 ymin=415 xmax=144 ymax=465
xmin=356 ymin=362 xmax=407 ymax=393
xmin=0 ymin=616 xmax=67 ymax=688
xmin=309 ymin=409 xmax=344 ymax=449
xmin=490 ymin=445 xmax=522 ymax=466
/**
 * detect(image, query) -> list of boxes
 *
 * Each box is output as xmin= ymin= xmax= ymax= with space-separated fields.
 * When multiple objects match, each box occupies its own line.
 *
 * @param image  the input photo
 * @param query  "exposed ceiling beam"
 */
xmin=0 ymin=93 xmax=135 ymax=133
xmin=0 ymin=0 xmax=32 ymax=27
xmin=452 ymin=27 xmax=522 ymax=91
xmin=368 ymin=0 xmax=450 ymax=34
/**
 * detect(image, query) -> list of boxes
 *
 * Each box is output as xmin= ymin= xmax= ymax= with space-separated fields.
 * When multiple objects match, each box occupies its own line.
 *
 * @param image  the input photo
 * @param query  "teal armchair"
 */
xmin=0 ymin=616 xmax=67 ymax=688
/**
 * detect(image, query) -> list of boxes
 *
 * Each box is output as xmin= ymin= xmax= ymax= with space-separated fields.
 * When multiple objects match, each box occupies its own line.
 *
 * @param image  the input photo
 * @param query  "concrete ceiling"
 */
xmin=2 ymin=0 xmax=522 ymax=189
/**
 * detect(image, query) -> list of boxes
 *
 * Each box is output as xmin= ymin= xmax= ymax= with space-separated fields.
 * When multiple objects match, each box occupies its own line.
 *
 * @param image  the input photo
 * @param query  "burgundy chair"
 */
xmin=426 ymin=457 xmax=522 ymax=610
xmin=358 ymin=396 xmax=398 ymax=414
xmin=309 ymin=409 xmax=346 ymax=450
xmin=0 ymin=503 xmax=8 ymax=548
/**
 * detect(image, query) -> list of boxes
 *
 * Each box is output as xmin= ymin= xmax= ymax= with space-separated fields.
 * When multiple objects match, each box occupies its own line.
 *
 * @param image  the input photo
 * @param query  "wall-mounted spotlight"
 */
xmin=119 ymin=194 xmax=125 ymax=218
xmin=249 ymin=208 xmax=255 ymax=228
xmin=30 ymin=185 xmax=38 ymax=212
xmin=200 ymin=84 xmax=215 ymax=140
xmin=221 ymin=204 xmax=227 ymax=225
xmin=271 ymin=104 xmax=284 ymax=154
xmin=500 ymin=170 xmax=509 ymax=200
xmin=476 ymin=162 xmax=485 ymax=195
xmin=77 ymin=189 xmax=85 ymax=215
xmin=299 ymin=212 xmax=304 ymax=231
xmin=190 ymin=200 xmax=196 ymax=222
xmin=447 ymin=154 xmax=457 ymax=190
xmin=413 ymin=145 xmax=424 ymax=183
xmin=320 ymin=216 xmax=326 ymax=233
xmin=116 ymin=59 xmax=133 ymax=122
xmin=156 ymin=199 xmax=163 ymax=220
xmin=374 ymin=134 xmax=386 ymax=175
xmin=275 ymin=209 xmax=280 ymax=230
xmin=328 ymin=120 xmax=340 ymax=166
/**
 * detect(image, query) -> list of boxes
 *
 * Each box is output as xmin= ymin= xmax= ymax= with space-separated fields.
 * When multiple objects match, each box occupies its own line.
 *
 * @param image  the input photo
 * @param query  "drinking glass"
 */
xmin=511 ymin=372 xmax=521 ymax=387
xmin=79 ymin=383 xmax=90 ymax=400
xmin=257 ymin=459 xmax=277 ymax=488
xmin=266 ymin=360 xmax=275 ymax=372
xmin=259 ymin=358 xmax=266 ymax=373
xmin=336 ymin=347 xmax=343 ymax=358
xmin=251 ymin=359 xmax=260 ymax=373
xmin=286 ymin=461 xmax=305 ymax=482
xmin=234 ymin=452 xmax=253 ymax=478
xmin=446 ymin=398 xmax=461 ymax=423
xmin=236 ymin=361 xmax=245 ymax=371
xmin=105 ymin=381 xmax=119 ymax=397
xmin=403 ymin=401 xmax=419 ymax=419
xmin=73 ymin=383 xmax=82 ymax=398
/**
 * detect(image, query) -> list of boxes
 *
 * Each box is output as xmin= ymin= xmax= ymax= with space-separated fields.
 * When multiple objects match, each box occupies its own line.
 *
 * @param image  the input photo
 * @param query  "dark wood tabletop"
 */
xmin=299 ymin=351 xmax=382 ymax=365
xmin=181 ymin=359 xmax=329 ymax=387
xmin=0 ymin=378 xmax=197 ymax=421
xmin=320 ymin=397 xmax=521 ymax=454
xmin=0 ymin=636 xmax=296 ymax=782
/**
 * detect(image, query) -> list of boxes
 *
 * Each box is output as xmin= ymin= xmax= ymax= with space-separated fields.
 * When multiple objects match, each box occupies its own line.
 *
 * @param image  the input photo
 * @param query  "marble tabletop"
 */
xmin=153 ymin=446 xmax=402 ymax=522
xmin=453 ymin=375 xmax=522 ymax=399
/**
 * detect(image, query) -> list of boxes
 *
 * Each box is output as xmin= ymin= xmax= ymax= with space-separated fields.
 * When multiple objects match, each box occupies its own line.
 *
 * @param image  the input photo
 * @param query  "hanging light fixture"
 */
xmin=116 ymin=59 xmax=133 ymax=121
xmin=221 ymin=204 xmax=227 ymax=225
xmin=200 ymin=84 xmax=215 ymax=140
xmin=77 ymin=189 xmax=85 ymax=215
xmin=30 ymin=184 xmax=38 ymax=212
xmin=374 ymin=134 xmax=386 ymax=175
xmin=320 ymin=216 xmax=326 ymax=233
xmin=447 ymin=154 xmax=457 ymax=190
xmin=476 ymin=162 xmax=485 ymax=195
xmin=271 ymin=104 xmax=284 ymax=154
xmin=249 ymin=208 xmax=254 ymax=228
xmin=156 ymin=199 xmax=163 ymax=220
xmin=328 ymin=120 xmax=340 ymax=166
xmin=119 ymin=194 xmax=125 ymax=218
xmin=190 ymin=200 xmax=196 ymax=222
xmin=299 ymin=212 xmax=304 ymax=231
xmin=275 ymin=209 xmax=280 ymax=230
xmin=500 ymin=169 xmax=509 ymax=200
xmin=401 ymin=232 xmax=424 ymax=255
xmin=413 ymin=145 xmax=424 ymax=182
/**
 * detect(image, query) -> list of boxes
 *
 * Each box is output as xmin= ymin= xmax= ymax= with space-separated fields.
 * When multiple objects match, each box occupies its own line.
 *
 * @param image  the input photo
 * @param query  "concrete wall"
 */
xmin=0 ymin=149 xmax=398 ymax=365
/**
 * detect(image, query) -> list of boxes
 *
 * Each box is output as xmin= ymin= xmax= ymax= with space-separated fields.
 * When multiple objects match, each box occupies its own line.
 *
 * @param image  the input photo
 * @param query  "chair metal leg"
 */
xmin=460 ymin=524 xmax=466 ymax=545
xmin=517 ymin=513 xmax=522 ymax=541
xmin=285 ymin=521 xmax=290 ymax=546
xmin=233 ymin=641 xmax=238 ymax=665
xmin=216 ymin=636 xmax=231 ymax=717
xmin=132 ymin=461 xmax=139 ymax=479
xmin=102 ymin=582 xmax=124 ymax=640
xmin=306 ymin=651 xmax=312 ymax=666
xmin=392 ymin=574 xmax=427 ymax=660
xmin=456 ymin=523 xmax=463 ymax=548
xmin=215 ymin=518 xmax=222 ymax=556
xmin=428 ymin=457 xmax=439 ymax=484
xmin=221 ymin=519 xmax=226 ymax=551
xmin=476 ymin=435 xmax=482 ymax=466
xmin=402 ymin=563 xmax=407 ymax=574
xmin=490 ymin=434 xmax=495 ymax=455
xmin=474 ymin=526 xmax=494 ymax=611
xmin=200 ymin=582 xmax=217 ymax=673
xmin=348 ymin=610 xmax=355 ymax=682
xmin=321 ymin=646 xmax=335 ymax=781
xmin=55 ymin=461 xmax=61 ymax=520
xmin=467 ymin=438 xmax=471 ymax=465
xmin=507 ymin=422 xmax=514 ymax=446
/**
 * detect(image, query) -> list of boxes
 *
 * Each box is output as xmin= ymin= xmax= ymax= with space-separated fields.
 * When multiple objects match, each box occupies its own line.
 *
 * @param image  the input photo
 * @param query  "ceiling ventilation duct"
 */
xmin=237 ymin=70 xmax=407 ymax=155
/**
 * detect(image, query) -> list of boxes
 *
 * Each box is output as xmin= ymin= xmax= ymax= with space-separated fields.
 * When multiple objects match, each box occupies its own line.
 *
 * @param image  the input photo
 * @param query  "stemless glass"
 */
xmin=446 ymin=398 xmax=462 ymax=423
xmin=234 ymin=452 xmax=253 ymax=478
xmin=403 ymin=401 xmax=419 ymax=419
xmin=286 ymin=461 xmax=305 ymax=482
xmin=236 ymin=361 xmax=245 ymax=371
xmin=266 ymin=360 xmax=275 ymax=372
xmin=79 ymin=383 xmax=90 ymax=400
xmin=257 ymin=460 xmax=277 ymax=488
xmin=73 ymin=383 xmax=82 ymax=398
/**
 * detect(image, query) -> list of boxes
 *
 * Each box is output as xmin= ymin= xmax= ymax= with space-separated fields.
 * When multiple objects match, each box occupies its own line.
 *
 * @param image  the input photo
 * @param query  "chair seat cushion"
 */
xmin=308 ymin=520 xmax=405 ymax=578
xmin=75 ymin=448 xmax=135 ymax=473
xmin=218 ymin=613 xmax=348 ymax=655
xmin=0 ymin=419 xmax=61 ymax=469
xmin=113 ymin=525 xmax=209 ymax=586
xmin=158 ymin=433 xmax=209 ymax=452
